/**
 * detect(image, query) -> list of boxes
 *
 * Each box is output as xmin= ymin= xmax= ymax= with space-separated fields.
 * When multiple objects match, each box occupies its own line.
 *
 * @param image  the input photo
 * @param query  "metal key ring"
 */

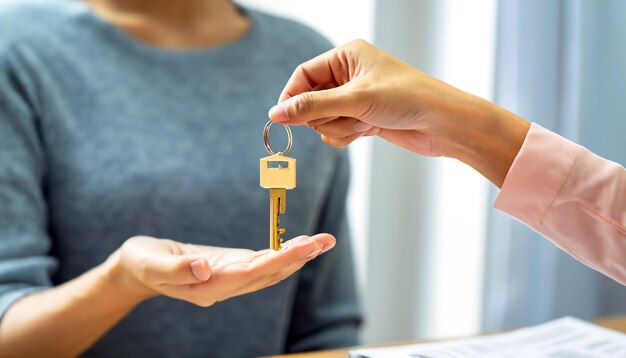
xmin=263 ymin=120 xmax=292 ymax=155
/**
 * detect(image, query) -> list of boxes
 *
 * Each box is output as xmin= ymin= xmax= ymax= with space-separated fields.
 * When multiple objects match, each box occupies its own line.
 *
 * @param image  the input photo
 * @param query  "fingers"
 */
xmin=282 ymin=233 xmax=336 ymax=254
xmin=271 ymin=39 xmax=381 ymax=126
xmin=308 ymin=118 xmax=379 ymax=148
xmin=277 ymin=39 xmax=376 ymax=102
xmin=232 ymin=234 xmax=336 ymax=295
xmin=277 ymin=66 xmax=330 ymax=103
xmin=306 ymin=116 xmax=341 ymax=128
xmin=158 ymin=235 xmax=336 ymax=307
xmin=314 ymin=117 xmax=372 ymax=139
xmin=364 ymin=126 xmax=381 ymax=136
xmin=320 ymin=132 xmax=365 ymax=148
xmin=249 ymin=234 xmax=335 ymax=276
xmin=304 ymin=117 xmax=375 ymax=149
xmin=269 ymin=87 xmax=361 ymax=125
xmin=236 ymin=260 xmax=307 ymax=296
xmin=379 ymin=129 xmax=439 ymax=157
xmin=277 ymin=47 xmax=344 ymax=102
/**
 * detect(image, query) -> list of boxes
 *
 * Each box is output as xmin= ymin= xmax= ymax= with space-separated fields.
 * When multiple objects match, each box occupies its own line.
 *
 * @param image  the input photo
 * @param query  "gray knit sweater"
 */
xmin=0 ymin=1 xmax=361 ymax=356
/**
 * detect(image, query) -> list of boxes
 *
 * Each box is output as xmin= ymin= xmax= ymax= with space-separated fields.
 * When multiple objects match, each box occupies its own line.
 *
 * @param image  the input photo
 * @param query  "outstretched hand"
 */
xmin=268 ymin=39 xmax=530 ymax=187
xmin=108 ymin=234 xmax=335 ymax=307
xmin=268 ymin=39 xmax=456 ymax=156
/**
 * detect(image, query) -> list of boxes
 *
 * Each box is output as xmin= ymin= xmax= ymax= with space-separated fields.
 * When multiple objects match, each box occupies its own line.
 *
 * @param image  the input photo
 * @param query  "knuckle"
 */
xmin=348 ymin=38 xmax=372 ymax=51
xmin=295 ymin=63 xmax=306 ymax=75
xmin=126 ymin=235 xmax=148 ymax=243
xmin=346 ymin=84 xmax=373 ymax=105
xmin=289 ymin=243 xmax=310 ymax=258
xmin=328 ymin=137 xmax=350 ymax=148
xmin=292 ymin=93 xmax=313 ymax=115
xmin=346 ymin=87 xmax=377 ymax=119
xmin=352 ymin=38 xmax=368 ymax=47
xmin=121 ymin=236 xmax=139 ymax=249
xmin=121 ymin=235 xmax=151 ymax=252
xmin=321 ymin=135 xmax=342 ymax=148
xmin=136 ymin=259 xmax=152 ymax=283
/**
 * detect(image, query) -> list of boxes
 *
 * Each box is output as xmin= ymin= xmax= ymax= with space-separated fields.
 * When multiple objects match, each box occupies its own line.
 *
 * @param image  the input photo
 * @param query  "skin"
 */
xmin=87 ymin=0 xmax=251 ymax=50
xmin=0 ymin=1 xmax=336 ymax=356
xmin=0 ymin=234 xmax=334 ymax=356
xmin=268 ymin=39 xmax=531 ymax=188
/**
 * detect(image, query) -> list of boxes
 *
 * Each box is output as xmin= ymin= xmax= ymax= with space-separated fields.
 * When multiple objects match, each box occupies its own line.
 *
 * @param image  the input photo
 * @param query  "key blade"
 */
xmin=269 ymin=200 xmax=280 ymax=251
xmin=270 ymin=188 xmax=286 ymax=213
xmin=269 ymin=188 xmax=287 ymax=251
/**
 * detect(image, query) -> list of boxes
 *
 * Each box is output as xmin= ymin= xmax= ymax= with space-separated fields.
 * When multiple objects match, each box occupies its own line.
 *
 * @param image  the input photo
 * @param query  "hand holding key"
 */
xmin=268 ymin=39 xmax=530 ymax=188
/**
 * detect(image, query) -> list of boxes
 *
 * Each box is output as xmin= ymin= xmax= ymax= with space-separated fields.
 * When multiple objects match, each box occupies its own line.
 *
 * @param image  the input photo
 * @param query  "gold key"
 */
xmin=260 ymin=121 xmax=296 ymax=250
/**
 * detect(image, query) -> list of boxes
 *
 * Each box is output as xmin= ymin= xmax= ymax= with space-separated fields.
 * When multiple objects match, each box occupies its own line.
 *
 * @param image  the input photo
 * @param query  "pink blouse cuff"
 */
xmin=494 ymin=123 xmax=581 ymax=228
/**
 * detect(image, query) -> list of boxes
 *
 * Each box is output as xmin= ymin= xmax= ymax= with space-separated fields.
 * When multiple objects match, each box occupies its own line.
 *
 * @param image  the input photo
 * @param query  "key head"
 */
xmin=260 ymin=154 xmax=296 ymax=189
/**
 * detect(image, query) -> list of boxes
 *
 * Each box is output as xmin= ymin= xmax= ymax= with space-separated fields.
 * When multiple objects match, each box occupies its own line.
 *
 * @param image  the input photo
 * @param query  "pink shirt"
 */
xmin=495 ymin=123 xmax=626 ymax=284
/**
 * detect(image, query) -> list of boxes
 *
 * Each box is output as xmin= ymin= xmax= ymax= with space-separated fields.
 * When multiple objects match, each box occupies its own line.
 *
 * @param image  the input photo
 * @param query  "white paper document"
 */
xmin=350 ymin=317 xmax=626 ymax=358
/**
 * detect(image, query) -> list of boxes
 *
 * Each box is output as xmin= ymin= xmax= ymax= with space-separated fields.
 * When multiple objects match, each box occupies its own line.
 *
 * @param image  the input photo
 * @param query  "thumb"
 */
xmin=268 ymin=87 xmax=361 ymax=125
xmin=142 ymin=255 xmax=213 ymax=285
xmin=189 ymin=258 xmax=212 ymax=282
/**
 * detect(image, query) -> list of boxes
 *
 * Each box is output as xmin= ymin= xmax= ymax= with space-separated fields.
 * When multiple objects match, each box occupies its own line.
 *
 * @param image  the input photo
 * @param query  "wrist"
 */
xmin=98 ymin=251 xmax=157 ymax=306
xmin=446 ymin=96 xmax=530 ymax=187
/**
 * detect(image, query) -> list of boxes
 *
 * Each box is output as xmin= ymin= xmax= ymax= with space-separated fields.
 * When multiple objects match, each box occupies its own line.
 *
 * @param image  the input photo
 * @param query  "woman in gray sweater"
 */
xmin=0 ymin=0 xmax=361 ymax=356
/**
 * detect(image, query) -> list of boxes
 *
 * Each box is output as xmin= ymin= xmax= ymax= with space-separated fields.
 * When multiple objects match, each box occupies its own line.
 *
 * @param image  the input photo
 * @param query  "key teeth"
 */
xmin=278 ymin=228 xmax=286 ymax=244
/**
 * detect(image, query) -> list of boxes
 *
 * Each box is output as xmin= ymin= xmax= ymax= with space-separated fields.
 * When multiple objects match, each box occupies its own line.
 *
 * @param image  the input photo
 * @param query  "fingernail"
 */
xmin=268 ymin=102 xmax=289 ymax=122
xmin=190 ymin=259 xmax=210 ymax=281
xmin=353 ymin=121 xmax=372 ymax=132
xmin=321 ymin=243 xmax=335 ymax=253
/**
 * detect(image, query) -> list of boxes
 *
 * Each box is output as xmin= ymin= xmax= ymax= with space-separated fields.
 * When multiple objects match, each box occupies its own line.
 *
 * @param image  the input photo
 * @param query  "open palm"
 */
xmin=114 ymin=234 xmax=335 ymax=307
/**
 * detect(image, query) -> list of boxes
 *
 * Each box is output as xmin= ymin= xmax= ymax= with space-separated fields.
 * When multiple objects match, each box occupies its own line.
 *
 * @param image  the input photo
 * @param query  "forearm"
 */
xmin=0 ymin=234 xmax=334 ymax=356
xmin=447 ymin=95 xmax=531 ymax=188
xmin=0 ymin=253 xmax=145 ymax=356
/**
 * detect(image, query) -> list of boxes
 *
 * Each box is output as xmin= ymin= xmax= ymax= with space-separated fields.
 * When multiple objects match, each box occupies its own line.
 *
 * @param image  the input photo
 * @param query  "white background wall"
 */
xmin=238 ymin=0 xmax=497 ymax=343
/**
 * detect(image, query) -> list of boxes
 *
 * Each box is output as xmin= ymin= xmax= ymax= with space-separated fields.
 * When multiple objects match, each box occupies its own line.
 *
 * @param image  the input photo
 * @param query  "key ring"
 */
xmin=263 ymin=120 xmax=292 ymax=155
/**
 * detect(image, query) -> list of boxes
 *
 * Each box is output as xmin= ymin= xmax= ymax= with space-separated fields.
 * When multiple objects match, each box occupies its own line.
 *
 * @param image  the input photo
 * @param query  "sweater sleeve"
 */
xmin=495 ymin=123 xmax=626 ymax=284
xmin=285 ymin=151 xmax=362 ymax=352
xmin=0 ymin=46 xmax=56 ymax=319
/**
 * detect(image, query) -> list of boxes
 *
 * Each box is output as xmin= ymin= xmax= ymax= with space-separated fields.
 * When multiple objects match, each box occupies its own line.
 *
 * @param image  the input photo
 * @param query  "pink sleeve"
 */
xmin=494 ymin=123 xmax=626 ymax=284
